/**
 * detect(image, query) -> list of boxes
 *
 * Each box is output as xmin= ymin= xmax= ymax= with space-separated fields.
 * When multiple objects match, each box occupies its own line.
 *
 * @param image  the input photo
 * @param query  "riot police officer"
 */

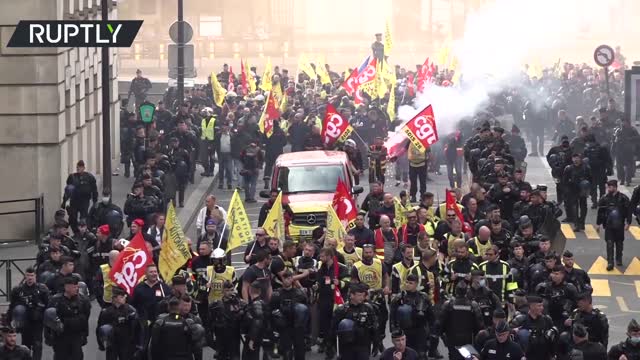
xmin=96 ymin=287 xmax=142 ymax=360
xmin=565 ymin=292 xmax=609 ymax=348
xmin=88 ymin=190 xmax=124 ymax=238
xmin=562 ymin=152 xmax=592 ymax=231
xmin=596 ymin=179 xmax=631 ymax=271
xmin=62 ymin=160 xmax=98 ymax=233
xmin=242 ymin=282 xmax=269 ymax=360
xmin=270 ymin=270 xmax=309 ymax=360
xmin=8 ymin=268 xmax=48 ymax=360
xmin=562 ymin=250 xmax=592 ymax=295
xmin=583 ymin=134 xmax=613 ymax=209
xmin=536 ymin=265 xmax=578 ymax=329
xmin=439 ymin=282 xmax=484 ymax=360
xmin=608 ymin=319 xmax=640 ymax=360
xmin=331 ymin=283 xmax=378 ymax=360
xmin=209 ymin=281 xmax=246 ymax=360
xmin=389 ymin=274 xmax=434 ymax=359
xmin=611 ymin=118 xmax=640 ymax=186
xmin=165 ymin=136 xmax=191 ymax=207
xmin=466 ymin=269 xmax=501 ymax=328
xmin=45 ymin=276 xmax=92 ymax=360
xmin=546 ymin=136 xmax=572 ymax=206
xmin=570 ymin=323 xmax=607 ymax=360
xmin=0 ymin=327 xmax=32 ymax=360
xmin=472 ymin=320 xmax=524 ymax=360
xmin=150 ymin=297 xmax=204 ymax=360
xmin=510 ymin=296 xmax=556 ymax=360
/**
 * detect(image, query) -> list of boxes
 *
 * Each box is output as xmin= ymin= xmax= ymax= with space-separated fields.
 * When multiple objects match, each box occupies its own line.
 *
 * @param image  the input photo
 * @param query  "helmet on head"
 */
xmin=212 ymin=248 xmax=226 ymax=260
xmin=345 ymin=139 xmax=356 ymax=148
xmin=11 ymin=305 xmax=27 ymax=331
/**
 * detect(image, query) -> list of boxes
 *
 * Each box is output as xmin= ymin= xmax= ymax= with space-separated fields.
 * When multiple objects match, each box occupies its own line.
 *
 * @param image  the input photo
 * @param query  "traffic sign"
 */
xmin=594 ymin=44 xmax=615 ymax=67
xmin=169 ymin=21 xmax=193 ymax=44
xmin=168 ymin=44 xmax=196 ymax=78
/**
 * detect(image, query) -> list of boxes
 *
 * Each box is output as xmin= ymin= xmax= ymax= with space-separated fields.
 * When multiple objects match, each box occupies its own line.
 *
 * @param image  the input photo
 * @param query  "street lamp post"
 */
xmin=177 ymin=0 xmax=185 ymax=106
xmin=101 ymin=0 xmax=112 ymax=195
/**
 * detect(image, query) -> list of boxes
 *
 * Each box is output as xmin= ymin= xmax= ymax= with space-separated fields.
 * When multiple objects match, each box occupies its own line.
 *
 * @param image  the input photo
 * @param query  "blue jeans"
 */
xmin=217 ymin=152 xmax=233 ymax=186
xmin=243 ymin=173 xmax=257 ymax=201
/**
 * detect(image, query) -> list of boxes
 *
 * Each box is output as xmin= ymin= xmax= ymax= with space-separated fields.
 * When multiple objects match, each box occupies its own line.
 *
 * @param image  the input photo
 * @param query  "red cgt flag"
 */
xmin=228 ymin=66 xmax=235 ymax=92
xmin=109 ymin=232 xmax=154 ymax=295
xmin=240 ymin=59 xmax=248 ymax=96
xmin=401 ymin=104 xmax=439 ymax=153
xmin=322 ymin=104 xmax=353 ymax=148
xmin=259 ymin=91 xmax=280 ymax=138
xmin=332 ymin=178 xmax=357 ymax=230
xmin=341 ymin=68 xmax=360 ymax=96
xmin=417 ymin=57 xmax=431 ymax=92
xmin=446 ymin=189 xmax=471 ymax=233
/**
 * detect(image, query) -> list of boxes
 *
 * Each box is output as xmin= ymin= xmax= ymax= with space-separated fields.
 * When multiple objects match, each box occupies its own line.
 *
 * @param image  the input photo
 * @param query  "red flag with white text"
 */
xmin=401 ymin=105 xmax=439 ymax=153
xmin=109 ymin=232 xmax=154 ymax=295
xmin=322 ymin=104 xmax=353 ymax=148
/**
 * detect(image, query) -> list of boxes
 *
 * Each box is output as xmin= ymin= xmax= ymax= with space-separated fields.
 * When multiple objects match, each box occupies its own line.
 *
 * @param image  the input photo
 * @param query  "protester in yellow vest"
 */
xmin=391 ymin=244 xmax=415 ymax=294
xmin=206 ymin=248 xmax=236 ymax=303
xmin=467 ymin=226 xmax=493 ymax=264
xmin=351 ymin=245 xmax=389 ymax=292
xmin=338 ymin=234 xmax=363 ymax=272
xmin=407 ymin=142 xmax=430 ymax=202
xmin=200 ymin=109 xmax=216 ymax=177
xmin=98 ymin=250 xmax=120 ymax=308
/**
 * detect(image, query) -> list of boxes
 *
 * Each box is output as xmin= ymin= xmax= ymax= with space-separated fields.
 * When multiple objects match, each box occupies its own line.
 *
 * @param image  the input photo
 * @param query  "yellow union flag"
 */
xmin=387 ymin=87 xmax=396 ymax=122
xmin=159 ymin=203 xmax=193 ymax=283
xmin=226 ymin=189 xmax=254 ymax=250
xmin=262 ymin=191 xmax=285 ymax=241
xmin=260 ymin=57 xmax=273 ymax=91
xmin=210 ymin=72 xmax=226 ymax=108
xmin=394 ymin=197 xmax=408 ymax=227
xmin=325 ymin=203 xmax=347 ymax=249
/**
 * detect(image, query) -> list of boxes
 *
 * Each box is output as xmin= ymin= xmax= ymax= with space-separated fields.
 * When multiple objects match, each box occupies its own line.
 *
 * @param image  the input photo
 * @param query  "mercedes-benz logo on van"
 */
xmin=306 ymin=214 xmax=317 ymax=225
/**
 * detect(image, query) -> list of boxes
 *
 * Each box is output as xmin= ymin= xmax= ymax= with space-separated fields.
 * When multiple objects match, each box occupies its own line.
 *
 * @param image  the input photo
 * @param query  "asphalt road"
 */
xmin=3 ymin=140 xmax=640 ymax=359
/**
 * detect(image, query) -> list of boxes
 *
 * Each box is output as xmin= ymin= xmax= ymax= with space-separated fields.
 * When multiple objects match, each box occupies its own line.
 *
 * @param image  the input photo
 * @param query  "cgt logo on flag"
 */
xmin=7 ymin=20 xmax=143 ymax=48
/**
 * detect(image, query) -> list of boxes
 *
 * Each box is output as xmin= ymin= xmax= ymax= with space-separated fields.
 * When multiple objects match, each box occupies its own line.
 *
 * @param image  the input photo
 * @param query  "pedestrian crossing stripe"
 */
xmin=584 ymin=225 xmax=599 ymax=240
xmin=561 ymin=224 xmax=576 ymax=239
xmin=635 ymin=281 xmax=640 ymax=298
xmin=590 ymin=279 xmax=611 ymax=297
xmin=629 ymin=226 xmax=640 ymax=240
xmin=624 ymin=258 xmax=640 ymax=276
xmin=588 ymin=256 xmax=623 ymax=275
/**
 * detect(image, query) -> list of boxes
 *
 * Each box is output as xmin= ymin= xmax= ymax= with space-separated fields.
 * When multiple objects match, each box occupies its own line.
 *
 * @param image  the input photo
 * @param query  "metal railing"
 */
xmin=0 ymin=258 xmax=37 ymax=301
xmin=0 ymin=194 xmax=45 ymax=245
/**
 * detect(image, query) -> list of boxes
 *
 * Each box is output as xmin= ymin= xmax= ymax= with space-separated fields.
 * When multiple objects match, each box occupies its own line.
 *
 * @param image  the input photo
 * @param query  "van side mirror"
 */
xmin=259 ymin=190 xmax=270 ymax=199
xmin=352 ymin=186 xmax=364 ymax=195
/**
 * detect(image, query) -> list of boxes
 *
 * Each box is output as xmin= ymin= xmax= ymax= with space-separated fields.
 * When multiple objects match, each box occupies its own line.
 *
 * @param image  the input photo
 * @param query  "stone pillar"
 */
xmin=0 ymin=0 xmax=120 ymax=241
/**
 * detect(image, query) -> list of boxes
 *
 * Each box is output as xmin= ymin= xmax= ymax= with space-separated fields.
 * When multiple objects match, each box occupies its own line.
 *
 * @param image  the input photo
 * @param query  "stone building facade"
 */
xmin=0 ymin=0 xmax=120 ymax=240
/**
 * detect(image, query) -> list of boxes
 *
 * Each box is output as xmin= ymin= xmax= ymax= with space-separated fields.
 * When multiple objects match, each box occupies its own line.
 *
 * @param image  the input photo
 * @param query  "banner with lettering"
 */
xmin=159 ymin=202 xmax=193 ymax=283
xmin=401 ymin=105 xmax=439 ymax=152
xmin=109 ymin=232 xmax=153 ymax=295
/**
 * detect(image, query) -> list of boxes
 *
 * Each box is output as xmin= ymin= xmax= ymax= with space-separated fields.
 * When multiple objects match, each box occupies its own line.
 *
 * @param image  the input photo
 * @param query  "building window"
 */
xmin=200 ymin=16 xmax=222 ymax=37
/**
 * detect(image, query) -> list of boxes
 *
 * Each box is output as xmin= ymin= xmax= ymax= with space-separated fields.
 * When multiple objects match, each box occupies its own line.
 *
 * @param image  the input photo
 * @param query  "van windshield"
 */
xmin=277 ymin=165 xmax=346 ymax=194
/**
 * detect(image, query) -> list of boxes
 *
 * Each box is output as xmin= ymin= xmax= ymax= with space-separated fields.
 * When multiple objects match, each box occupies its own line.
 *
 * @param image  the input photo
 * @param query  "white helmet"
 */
xmin=254 ymin=94 xmax=265 ymax=102
xmin=118 ymin=239 xmax=130 ymax=248
xmin=226 ymin=91 xmax=238 ymax=98
xmin=212 ymin=248 xmax=226 ymax=259
xmin=345 ymin=139 xmax=356 ymax=148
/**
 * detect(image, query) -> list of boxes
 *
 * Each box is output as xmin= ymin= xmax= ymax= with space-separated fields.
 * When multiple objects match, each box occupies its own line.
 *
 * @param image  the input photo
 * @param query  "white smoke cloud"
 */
xmin=398 ymin=0 xmax=623 ymax=135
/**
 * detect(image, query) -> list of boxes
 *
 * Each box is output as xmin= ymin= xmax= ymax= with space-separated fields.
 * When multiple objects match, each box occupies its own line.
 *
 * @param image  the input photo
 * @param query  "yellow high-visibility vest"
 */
xmin=353 ymin=258 xmax=383 ymax=290
xmin=100 ymin=264 xmax=115 ymax=304
xmin=206 ymin=265 xmax=236 ymax=303
xmin=201 ymin=117 xmax=216 ymax=140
